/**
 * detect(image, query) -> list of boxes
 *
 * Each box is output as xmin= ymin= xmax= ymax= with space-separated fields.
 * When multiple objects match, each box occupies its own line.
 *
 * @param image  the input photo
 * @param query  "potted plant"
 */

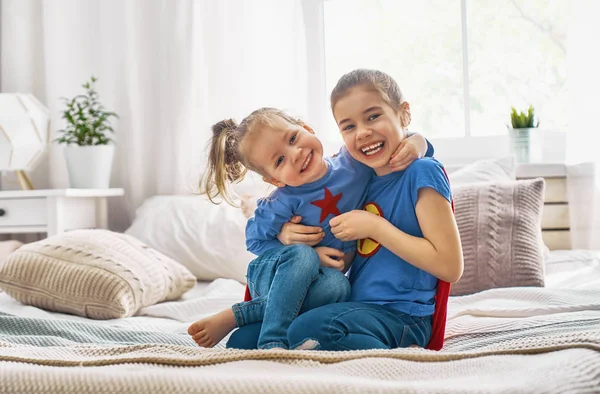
xmin=55 ymin=76 xmax=118 ymax=188
xmin=508 ymin=105 xmax=539 ymax=163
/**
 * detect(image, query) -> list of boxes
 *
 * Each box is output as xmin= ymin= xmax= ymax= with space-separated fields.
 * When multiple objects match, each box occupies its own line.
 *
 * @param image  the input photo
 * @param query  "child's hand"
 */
xmin=388 ymin=133 xmax=428 ymax=170
xmin=240 ymin=194 xmax=258 ymax=219
xmin=277 ymin=216 xmax=324 ymax=246
xmin=314 ymin=246 xmax=345 ymax=271
xmin=330 ymin=210 xmax=380 ymax=241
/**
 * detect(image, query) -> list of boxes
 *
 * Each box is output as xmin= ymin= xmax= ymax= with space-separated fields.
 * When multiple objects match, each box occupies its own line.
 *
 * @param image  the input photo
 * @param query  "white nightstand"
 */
xmin=516 ymin=163 xmax=571 ymax=250
xmin=0 ymin=189 xmax=124 ymax=236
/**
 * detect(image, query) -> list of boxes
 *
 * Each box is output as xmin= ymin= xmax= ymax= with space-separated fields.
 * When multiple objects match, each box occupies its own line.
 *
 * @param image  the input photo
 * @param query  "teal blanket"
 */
xmin=0 ymin=312 xmax=196 ymax=347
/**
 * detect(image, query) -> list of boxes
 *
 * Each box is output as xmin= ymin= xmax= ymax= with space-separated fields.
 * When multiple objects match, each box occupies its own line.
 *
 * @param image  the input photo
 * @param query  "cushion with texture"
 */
xmin=0 ymin=229 xmax=195 ymax=319
xmin=447 ymin=156 xmax=550 ymax=260
xmin=451 ymin=178 xmax=546 ymax=296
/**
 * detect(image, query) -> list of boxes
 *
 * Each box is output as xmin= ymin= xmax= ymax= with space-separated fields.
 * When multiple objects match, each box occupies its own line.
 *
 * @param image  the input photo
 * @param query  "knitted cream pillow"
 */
xmin=451 ymin=178 xmax=546 ymax=296
xmin=0 ymin=229 xmax=195 ymax=319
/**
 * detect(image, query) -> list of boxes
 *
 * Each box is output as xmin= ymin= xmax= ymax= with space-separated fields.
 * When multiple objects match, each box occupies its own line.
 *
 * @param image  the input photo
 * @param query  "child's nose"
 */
xmin=292 ymin=146 xmax=303 ymax=163
xmin=357 ymin=126 xmax=372 ymax=140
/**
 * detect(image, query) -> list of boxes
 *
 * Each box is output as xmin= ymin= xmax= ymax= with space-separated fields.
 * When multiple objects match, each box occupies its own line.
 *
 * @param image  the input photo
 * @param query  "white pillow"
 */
xmin=231 ymin=171 xmax=274 ymax=199
xmin=448 ymin=156 xmax=516 ymax=186
xmin=125 ymin=195 xmax=252 ymax=283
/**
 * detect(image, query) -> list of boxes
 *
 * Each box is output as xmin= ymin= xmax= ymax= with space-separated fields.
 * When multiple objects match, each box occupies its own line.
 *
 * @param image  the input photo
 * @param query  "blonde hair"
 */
xmin=201 ymin=108 xmax=305 ymax=205
xmin=330 ymin=69 xmax=406 ymax=112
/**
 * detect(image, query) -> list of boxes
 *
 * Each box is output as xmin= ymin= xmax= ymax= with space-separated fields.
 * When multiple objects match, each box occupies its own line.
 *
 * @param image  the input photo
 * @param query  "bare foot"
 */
xmin=187 ymin=308 xmax=237 ymax=348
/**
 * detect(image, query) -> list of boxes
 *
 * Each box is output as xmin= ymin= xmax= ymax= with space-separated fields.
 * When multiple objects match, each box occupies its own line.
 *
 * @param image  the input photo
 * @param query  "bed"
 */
xmin=2 ymin=156 xmax=599 ymax=393
xmin=1 ymin=249 xmax=599 ymax=393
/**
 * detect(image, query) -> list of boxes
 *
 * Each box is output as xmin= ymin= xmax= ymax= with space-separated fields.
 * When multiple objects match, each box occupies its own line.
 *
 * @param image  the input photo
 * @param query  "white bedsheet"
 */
xmin=0 ymin=249 xmax=599 ymax=339
xmin=0 ymin=275 xmax=245 ymax=335
xmin=545 ymin=249 xmax=600 ymax=289
xmin=446 ymin=249 xmax=600 ymax=336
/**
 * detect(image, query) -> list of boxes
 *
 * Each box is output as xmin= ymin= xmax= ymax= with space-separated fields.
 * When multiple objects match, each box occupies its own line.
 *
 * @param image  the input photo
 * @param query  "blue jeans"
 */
xmin=286 ymin=302 xmax=432 ymax=350
xmin=229 ymin=245 xmax=350 ymax=350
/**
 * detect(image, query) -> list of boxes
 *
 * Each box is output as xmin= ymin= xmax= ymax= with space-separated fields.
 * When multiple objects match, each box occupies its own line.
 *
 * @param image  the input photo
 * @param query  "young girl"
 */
xmin=284 ymin=69 xmax=464 ymax=351
xmin=187 ymin=108 xmax=432 ymax=350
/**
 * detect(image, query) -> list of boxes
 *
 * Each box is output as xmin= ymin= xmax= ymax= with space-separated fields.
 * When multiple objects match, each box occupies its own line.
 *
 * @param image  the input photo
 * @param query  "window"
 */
xmin=323 ymin=0 xmax=568 ymax=138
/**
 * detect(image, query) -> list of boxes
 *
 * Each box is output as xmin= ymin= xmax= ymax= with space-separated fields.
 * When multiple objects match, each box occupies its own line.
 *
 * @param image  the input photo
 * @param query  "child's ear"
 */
xmin=301 ymin=123 xmax=316 ymax=135
xmin=399 ymin=102 xmax=411 ymax=129
xmin=262 ymin=176 xmax=286 ymax=188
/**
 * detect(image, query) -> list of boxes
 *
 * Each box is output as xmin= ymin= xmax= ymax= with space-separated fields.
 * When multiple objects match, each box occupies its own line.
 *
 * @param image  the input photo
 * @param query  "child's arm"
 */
xmin=245 ymin=196 xmax=295 ymax=256
xmin=248 ymin=199 xmax=345 ymax=270
xmin=314 ymin=246 xmax=346 ymax=271
xmin=330 ymin=196 xmax=462 ymax=282
xmin=388 ymin=132 xmax=434 ymax=170
xmin=275 ymin=216 xmax=346 ymax=271
xmin=276 ymin=215 xmax=323 ymax=246
xmin=329 ymin=162 xmax=463 ymax=283
xmin=372 ymin=189 xmax=462 ymax=283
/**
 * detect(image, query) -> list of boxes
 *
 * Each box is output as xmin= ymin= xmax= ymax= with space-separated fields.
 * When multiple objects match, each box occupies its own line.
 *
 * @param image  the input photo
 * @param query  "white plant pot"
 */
xmin=508 ymin=128 xmax=532 ymax=163
xmin=64 ymin=145 xmax=115 ymax=189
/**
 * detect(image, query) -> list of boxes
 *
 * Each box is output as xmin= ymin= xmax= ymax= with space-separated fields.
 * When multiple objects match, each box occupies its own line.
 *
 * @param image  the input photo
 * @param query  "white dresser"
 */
xmin=516 ymin=163 xmax=571 ymax=250
xmin=0 ymin=189 xmax=124 ymax=237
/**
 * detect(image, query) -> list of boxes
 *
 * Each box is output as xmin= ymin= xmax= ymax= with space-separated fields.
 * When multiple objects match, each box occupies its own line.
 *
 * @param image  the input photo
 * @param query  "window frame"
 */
xmin=307 ymin=0 xmax=567 ymax=164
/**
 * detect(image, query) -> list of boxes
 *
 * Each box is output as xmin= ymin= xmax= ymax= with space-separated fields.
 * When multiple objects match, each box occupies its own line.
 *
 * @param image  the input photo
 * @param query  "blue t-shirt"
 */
xmin=246 ymin=148 xmax=372 ymax=256
xmin=349 ymin=158 xmax=452 ymax=316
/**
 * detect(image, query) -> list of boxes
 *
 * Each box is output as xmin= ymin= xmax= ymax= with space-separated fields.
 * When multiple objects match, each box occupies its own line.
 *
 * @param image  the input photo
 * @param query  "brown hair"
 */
xmin=330 ymin=69 xmax=406 ymax=113
xmin=201 ymin=107 xmax=305 ymax=205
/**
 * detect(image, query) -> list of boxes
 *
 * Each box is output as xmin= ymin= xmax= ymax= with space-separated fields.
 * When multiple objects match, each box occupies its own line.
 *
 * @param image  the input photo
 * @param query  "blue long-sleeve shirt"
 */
xmin=246 ymin=147 xmax=371 ymax=256
xmin=245 ymin=139 xmax=434 ymax=257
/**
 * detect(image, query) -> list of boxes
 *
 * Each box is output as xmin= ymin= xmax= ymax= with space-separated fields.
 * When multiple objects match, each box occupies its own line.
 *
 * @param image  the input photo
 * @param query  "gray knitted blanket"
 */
xmin=1 ymin=312 xmax=599 ymax=393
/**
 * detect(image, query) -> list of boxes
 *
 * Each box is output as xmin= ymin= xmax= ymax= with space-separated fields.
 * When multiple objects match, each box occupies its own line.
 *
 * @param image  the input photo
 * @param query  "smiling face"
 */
xmin=334 ymin=86 xmax=408 ymax=176
xmin=241 ymin=115 xmax=328 ymax=187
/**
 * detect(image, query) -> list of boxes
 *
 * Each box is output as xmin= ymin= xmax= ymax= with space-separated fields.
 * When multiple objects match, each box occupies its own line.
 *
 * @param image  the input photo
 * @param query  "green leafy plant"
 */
xmin=55 ymin=76 xmax=118 ymax=146
xmin=510 ymin=105 xmax=539 ymax=129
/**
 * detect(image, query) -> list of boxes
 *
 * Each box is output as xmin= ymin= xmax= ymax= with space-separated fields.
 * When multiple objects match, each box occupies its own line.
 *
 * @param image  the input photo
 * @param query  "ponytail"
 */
xmin=201 ymin=119 xmax=247 ymax=205
xmin=200 ymin=107 xmax=305 ymax=205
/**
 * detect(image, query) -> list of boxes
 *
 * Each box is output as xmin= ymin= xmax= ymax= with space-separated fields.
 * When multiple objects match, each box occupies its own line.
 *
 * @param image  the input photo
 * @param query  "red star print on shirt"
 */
xmin=311 ymin=187 xmax=342 ymax=223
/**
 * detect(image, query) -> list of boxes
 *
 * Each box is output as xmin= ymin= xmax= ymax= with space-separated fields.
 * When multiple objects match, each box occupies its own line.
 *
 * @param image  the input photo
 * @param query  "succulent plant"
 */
xmin=510 ymin=105 xmax=539 ymax=129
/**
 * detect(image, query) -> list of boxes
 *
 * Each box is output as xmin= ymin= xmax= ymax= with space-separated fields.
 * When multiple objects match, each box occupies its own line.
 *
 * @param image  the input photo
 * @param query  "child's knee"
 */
xmin=329 ymin=275 xmax=350 ymax=303
xmin=287 ymin=244 xmax=319 ymax=261
xmin=285 ymin=244 xmax=320 ymax=272
xmin=321 ymin=268 xmax=351 ymax=302
xmin=337 ymin=278 xmax=351 ymax=302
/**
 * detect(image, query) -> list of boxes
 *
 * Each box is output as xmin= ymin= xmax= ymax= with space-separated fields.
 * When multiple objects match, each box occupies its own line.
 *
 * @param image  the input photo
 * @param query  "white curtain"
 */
xmin=1 ymin=0 xmax=311 ymax=231
xmin=566 ymin=0 xmax=600 ymax=249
